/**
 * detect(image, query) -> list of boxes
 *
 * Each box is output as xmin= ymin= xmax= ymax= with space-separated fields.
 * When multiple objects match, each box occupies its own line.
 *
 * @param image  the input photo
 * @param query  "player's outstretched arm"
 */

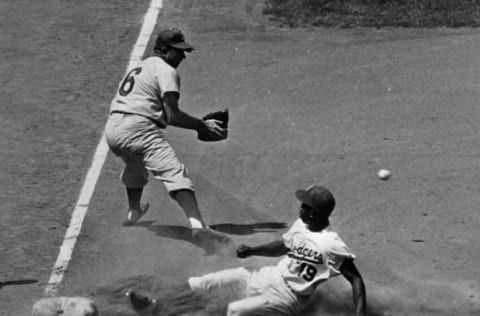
xmin=237 ymin=240 xmax=288 ymax=258
xmin=162 ymin=92 xmax=226 ymax=137
xmin=162 ymin=92 xmax=203 ymax=129
xmin=339 ymin=259 xmax=367 ymax=316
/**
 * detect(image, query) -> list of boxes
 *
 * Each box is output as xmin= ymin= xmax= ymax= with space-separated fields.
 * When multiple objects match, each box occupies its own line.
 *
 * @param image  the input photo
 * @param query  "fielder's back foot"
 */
xmin=122 ymin=203 xmax=150 ymax=226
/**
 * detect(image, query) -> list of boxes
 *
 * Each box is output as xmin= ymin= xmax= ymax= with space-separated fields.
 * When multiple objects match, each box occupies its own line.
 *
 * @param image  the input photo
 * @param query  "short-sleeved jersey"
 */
xmin=110 ymin=56 xmax=180 ymax=128
xmin=276 ymin=219 xmax=356 ymax=296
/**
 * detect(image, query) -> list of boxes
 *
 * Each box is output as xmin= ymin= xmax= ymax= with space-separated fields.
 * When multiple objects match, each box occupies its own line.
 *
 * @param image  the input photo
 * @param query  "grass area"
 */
xmin=262 ymin=0 xmax=480 ymax=28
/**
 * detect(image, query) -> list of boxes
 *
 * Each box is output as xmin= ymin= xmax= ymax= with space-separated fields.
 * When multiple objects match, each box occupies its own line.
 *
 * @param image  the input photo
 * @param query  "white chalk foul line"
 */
xmin=44 ymin=0 xmax=163 ymax=297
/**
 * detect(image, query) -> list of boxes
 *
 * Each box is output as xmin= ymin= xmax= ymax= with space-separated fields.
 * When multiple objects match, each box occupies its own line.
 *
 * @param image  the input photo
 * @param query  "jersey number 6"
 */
xmin=119 ymin=67 xmax=142 ymax=96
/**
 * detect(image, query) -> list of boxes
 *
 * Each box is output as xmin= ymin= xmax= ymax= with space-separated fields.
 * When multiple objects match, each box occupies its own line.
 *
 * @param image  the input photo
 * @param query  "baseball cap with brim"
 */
xmin=155 ymin=28 xmax=195 ymax=52
xmin=295 ymin=185 xmax=336 ymax=218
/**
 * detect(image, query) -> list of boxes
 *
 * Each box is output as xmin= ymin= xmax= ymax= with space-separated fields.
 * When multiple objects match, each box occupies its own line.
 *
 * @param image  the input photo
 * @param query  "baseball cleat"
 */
xmin=126 ymin=290 xmax=156 ymax=310
xmin=122 ymin=203 xmax=150 ymax=226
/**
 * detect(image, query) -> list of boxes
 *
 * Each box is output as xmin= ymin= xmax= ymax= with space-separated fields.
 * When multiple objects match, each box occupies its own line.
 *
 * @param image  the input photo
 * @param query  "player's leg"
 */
xmin=170 ymin=189 xmax=206 ymax=229
xmin=127 ymin=283 xmax=205 ymax=314
xmin=120 ymin=154 xmax=150 ymax=226
xmin=188 ymin=267 xmax=250 ymax=296
xmin=240 ymin=266 xmax=304 ymax=316
xmin=104 ymin=114 xmax=150 ymax=225
xmin=171 ymin=189 xmax=231 ymax=243
xmin=139 ymin=128 xmax=205 ymax=228
xmin=143 ymin=129 xmax=226 ymax=236
xmin=227 ymin=290 xmax=301 ymax=316
xmin=126 ymin=187 xmax=143 ymax=211
xmin=127 ymin=268 xmax=253 ymax=314
xmin=227 ymin=295 xmax=270 ymax=316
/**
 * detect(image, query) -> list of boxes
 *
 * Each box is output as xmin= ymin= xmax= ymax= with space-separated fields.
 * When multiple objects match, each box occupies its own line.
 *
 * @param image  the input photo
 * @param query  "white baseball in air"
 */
xmin=377 ymin=169 xmax=391 ymax=180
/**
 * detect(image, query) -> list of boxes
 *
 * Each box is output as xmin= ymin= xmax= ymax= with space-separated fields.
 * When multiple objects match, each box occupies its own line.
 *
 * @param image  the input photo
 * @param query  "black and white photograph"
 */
xmin=1 ymin=1 xmax=479 ymax=315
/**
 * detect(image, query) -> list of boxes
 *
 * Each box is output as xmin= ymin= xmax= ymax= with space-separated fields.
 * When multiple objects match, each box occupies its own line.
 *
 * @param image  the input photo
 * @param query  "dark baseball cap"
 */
xmin=155 ymin=28 xmax=194 ymax=52
xmin=295 ymin=185 xmax=336 ymax=217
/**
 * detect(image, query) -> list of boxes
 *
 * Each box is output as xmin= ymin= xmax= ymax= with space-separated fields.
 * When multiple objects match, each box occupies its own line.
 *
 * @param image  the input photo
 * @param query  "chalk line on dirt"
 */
xmin=44 ymin=0 xmax=163 ymax=297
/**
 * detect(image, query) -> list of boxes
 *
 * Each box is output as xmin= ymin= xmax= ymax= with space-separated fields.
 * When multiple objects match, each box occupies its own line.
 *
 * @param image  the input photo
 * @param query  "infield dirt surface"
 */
xmin=1 ymin=0 xmax=480 ymax=315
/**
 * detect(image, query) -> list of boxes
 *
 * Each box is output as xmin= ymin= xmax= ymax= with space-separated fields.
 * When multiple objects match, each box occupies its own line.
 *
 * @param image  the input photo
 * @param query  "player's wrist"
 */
xmin=197 ymin=119 xmax=210 ymax=133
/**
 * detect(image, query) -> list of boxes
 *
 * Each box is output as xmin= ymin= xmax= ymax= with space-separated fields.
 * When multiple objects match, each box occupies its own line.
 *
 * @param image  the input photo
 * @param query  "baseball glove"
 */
xmin=197 ymin=109 xmax=229 ymax=142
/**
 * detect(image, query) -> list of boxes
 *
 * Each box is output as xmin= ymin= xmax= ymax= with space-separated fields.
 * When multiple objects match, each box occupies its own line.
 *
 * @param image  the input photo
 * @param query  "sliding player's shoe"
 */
xmin=126 ymin=290 xmax=156 ymax=310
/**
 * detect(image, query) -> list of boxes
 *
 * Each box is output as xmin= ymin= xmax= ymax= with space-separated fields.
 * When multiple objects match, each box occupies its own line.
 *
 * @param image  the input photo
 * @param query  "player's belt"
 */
xmin=110 ymin=111 xmax=165 ymax=128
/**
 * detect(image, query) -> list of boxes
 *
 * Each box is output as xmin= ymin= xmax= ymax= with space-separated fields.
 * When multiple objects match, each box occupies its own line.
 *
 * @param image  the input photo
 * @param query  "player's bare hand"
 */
xmin=204 ymin=119 xmax=227 ymax=137
xmin=236 ymin=244 xmax=253 ymax=258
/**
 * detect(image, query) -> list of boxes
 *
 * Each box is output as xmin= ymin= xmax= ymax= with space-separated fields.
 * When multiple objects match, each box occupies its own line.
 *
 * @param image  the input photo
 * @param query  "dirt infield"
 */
xmin=1 ymin=0 xmax=480 ymax=315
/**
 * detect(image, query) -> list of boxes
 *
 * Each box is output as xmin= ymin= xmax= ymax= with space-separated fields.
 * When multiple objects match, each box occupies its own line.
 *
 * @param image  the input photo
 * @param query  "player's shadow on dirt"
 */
xmin=135 ymin=221 xmax=286 ymax=256
xmin=209 ymin=222 xmax=287 ymax=235
xmin=0 ymin=279 xmax=37 ymax=290
xmin=135 ymin=222 xmax=230 ymax=256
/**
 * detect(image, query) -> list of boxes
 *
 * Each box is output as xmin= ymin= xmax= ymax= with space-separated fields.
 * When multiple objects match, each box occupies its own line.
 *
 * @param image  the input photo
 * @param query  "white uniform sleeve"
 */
xmin=326 ymin=234 xmax=356 ymax=274
xmin=157 ymin=64 xmax=180 ymax=97
xmin=282 ymin=219 xmax=306 ymax=248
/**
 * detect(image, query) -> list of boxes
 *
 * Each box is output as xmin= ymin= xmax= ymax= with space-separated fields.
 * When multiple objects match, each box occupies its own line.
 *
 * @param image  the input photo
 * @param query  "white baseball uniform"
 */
xmin=105 ymin=56 xmax=193 ymax=192
xmin=188 ymin=219 xmax=356 ymax=316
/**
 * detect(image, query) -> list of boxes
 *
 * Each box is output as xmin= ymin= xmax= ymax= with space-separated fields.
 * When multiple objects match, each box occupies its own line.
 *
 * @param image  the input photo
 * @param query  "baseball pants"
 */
xmin=188 ymin=266 xmax=306 ymax=316
xmin=105 ymin=112 xmax=193 ymax=192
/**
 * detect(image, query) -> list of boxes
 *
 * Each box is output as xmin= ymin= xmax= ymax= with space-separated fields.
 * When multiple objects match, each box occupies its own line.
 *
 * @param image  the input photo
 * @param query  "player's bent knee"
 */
xmin=169 ymin=188 xmax=191 ymax=199
xmin=227 ymin=301 xmax=255 ymax=316
xmin=121 ymin=175 xmax=148 ymax=188
xmin=187 ymin=276 xmax=203 ymax=292
xmin=227 ymin=302 xmax=243 ymax=316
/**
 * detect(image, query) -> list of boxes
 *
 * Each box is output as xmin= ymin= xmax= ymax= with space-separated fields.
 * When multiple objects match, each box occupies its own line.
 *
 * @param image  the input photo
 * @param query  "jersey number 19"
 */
xmin=297 ymin=262 xmax=317 ymax=281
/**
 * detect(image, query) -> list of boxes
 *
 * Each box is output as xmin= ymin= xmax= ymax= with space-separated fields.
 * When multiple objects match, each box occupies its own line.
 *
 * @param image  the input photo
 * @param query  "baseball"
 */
xmin=377 ymin=169 xmax=391 ymax=180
